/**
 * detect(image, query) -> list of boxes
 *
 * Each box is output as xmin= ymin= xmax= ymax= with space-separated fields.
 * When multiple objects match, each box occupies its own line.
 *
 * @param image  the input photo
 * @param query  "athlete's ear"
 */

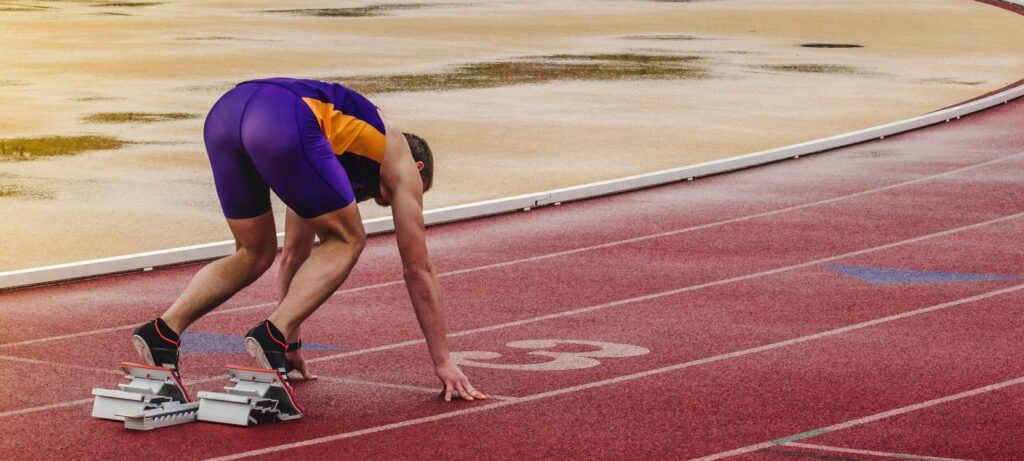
xmin=415 ymin=161 xmax=424 ymax=171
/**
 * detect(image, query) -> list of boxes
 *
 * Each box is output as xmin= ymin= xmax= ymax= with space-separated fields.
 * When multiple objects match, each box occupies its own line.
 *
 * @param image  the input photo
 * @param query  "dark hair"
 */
xmin=403 ymin=132 xmax=433 ymax=192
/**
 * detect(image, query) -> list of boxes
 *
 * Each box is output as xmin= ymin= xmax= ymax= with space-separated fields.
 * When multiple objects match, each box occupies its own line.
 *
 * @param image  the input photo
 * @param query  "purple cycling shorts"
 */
xmin=203 ymin=82 xmax=355 ymax=219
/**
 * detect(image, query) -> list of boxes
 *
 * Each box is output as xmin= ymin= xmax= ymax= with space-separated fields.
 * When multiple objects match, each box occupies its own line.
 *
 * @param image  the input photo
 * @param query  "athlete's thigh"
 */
xmin=204 ymin=84 xmax=272 ymax=219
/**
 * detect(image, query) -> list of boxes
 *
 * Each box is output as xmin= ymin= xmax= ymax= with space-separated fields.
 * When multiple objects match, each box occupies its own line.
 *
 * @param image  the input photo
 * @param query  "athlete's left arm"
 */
xmin=380 ymin=118 xmax=487 ymax=402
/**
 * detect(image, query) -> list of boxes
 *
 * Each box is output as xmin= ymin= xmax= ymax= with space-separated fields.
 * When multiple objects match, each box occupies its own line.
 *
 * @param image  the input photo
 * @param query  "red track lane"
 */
xmin=3 ymin=22 xmax=1024 ymax=461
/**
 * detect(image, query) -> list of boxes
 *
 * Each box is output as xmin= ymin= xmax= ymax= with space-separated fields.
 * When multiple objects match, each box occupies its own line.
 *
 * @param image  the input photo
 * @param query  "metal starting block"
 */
xmin=91 ymin=362 xmax=198 ymax=431
xmin=196 ymin=365 xmax=304 ymax=426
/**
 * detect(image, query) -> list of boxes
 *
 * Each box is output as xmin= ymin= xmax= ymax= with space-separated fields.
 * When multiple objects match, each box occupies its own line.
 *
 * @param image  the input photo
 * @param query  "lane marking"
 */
xmin=695 ymin=376 xmax=1024 ymax=460
xmin=315 ymin=375 xmax=514 ymax=400
xmin=0 ymin=399 xmax=93 ymax=419
xmin=200 ymin=283 xmax=1024 ymax=460
xmin=782 ymin=442 xmax=974 ymax=461
xmin=0 ymin=354 xmax=122 ymax=376
xmin=4 ymin=211 xmax=1022 ymax=420
xmin=0 ymin=373 xmax=510 ymax=419
xmin=2 ymin=151 xmax=1021 ymax=350
xmin=452 ymin=339 xmax=650 ymax=371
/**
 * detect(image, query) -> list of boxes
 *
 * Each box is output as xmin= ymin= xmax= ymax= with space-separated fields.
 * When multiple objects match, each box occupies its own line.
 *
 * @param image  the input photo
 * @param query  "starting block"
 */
xmin=91 ymin=362 xmax=198 ymax=431
xmin=92 ymin=363 xmax=303 ymax=430
xmin=196 ymin=365 xmax=304 ymax=426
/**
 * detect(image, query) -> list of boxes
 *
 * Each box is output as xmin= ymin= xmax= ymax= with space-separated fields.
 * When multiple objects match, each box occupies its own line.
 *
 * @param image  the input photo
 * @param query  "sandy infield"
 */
xmin=0 ymin=0 xmax=1022 ymax=271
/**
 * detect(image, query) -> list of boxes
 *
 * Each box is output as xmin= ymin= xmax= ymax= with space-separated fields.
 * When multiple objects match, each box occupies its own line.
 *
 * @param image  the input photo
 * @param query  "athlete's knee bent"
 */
xmin=237 ymin=240 xmax=277 ymax=281
xmin=279 ymin=241 xmax=312 ymax=273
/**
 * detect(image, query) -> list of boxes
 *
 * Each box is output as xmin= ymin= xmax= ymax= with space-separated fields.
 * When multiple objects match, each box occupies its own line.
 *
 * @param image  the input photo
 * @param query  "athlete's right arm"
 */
xmin=380 ymin=117 xmax=486 ymax=401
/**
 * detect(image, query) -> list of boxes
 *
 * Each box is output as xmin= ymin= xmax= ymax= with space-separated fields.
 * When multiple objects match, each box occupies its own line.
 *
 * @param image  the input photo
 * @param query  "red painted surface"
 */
xmin=2 ymin=7 xmax=1024 ymax=458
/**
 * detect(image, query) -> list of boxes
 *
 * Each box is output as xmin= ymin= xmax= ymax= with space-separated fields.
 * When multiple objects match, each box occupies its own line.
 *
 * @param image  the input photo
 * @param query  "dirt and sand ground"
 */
xmin=1 ymin=0 xmax=1022 ymax=271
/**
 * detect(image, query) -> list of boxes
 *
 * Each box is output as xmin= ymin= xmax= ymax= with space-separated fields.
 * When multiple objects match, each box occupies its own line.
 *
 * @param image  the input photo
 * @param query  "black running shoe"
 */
xmin=132 ymin=318 xmax=181 ymax=373
xmin=244 ymin=320 xmax=289 ymax=375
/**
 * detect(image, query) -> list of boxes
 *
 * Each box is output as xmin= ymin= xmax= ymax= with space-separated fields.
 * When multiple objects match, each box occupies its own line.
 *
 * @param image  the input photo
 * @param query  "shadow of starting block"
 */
xmin=197 ymin=365 xmax=304 ymax=426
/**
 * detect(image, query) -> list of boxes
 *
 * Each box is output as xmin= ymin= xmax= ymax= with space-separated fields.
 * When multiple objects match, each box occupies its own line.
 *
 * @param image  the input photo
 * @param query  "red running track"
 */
xmin=3 ymin=26 xmax=1024 ymax=461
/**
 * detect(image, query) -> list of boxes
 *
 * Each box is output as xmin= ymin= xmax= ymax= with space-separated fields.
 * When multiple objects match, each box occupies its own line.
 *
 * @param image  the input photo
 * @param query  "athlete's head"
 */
xmin=404 ymin=132 xmax=433 ymax=193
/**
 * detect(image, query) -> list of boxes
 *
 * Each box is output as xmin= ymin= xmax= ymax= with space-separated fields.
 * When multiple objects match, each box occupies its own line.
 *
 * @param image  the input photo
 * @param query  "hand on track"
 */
xmin=436 ymin=360 xmax=487 ymax=402
xmin=285 ymin=349 xmax=318 ymax=381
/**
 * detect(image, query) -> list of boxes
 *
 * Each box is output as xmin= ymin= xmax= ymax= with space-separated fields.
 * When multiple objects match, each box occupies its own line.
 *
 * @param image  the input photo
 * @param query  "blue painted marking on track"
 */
xmin=179 ymin=331 xmax=346 ymax=354
xmin=823 ymin=264 xmax=1021 ymax=285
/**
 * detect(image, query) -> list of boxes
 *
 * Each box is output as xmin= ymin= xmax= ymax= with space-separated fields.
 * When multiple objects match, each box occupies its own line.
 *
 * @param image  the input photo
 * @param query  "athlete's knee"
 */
xmin=280 ymin=240 xmax=313 ymax=272
xmin=324 ymin=226 xmax=366 ymax=254
xmin=237 ymin=239 xmax=277 ymax=279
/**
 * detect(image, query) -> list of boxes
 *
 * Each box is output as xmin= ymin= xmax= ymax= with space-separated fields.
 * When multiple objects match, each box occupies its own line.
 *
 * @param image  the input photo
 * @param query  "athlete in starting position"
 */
xmin=130 ymin=77 xmax=486 ymax=402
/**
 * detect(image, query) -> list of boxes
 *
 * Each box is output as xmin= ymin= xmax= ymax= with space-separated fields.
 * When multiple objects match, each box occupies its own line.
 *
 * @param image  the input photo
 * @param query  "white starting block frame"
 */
xmin=92 ymin=363 xmax=304 ymax=430
xmin=197 ymin=365 xmax=304 ymax=427
xmin=91 ymin=362 xmax=199 ymax=431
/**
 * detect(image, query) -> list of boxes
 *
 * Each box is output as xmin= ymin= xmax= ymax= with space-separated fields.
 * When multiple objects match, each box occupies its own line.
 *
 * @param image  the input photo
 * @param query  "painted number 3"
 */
xmin=451 ymin=340 xmax=650 ymax=371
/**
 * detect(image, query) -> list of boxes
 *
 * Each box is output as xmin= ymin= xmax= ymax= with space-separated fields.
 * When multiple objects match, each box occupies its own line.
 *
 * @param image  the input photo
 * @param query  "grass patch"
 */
xmin=0 ymin=183 xmax=53 ymax=199
xmin=82 ymin=112 xmax=200 ymax=123
xmin=757 ymin=64 xmax=863 ymax=75
xmin=90 ymin=2 xmax=159 ymax=6
xmin=0 ymin=135 xmax=126 ymax=161
xmin=266 ymin=3 xmax=432 ymax=17
xmin=0 ymin=79 xmax=28 ymax=87
xmin=330 ymin=53 xmax=706 ymax=94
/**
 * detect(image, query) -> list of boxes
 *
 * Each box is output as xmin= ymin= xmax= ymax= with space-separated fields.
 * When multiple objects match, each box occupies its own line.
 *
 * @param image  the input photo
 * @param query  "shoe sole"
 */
xmin=132 ymin=335 xmax=155 ymax=367
xmin=244 ymin=337 xmax=273 ymax=370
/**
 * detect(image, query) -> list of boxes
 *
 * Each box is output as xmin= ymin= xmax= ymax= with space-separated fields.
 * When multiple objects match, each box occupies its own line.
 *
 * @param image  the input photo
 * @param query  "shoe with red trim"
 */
xmin=243 ymin=320 xmax=289 ymax=375
xmin=131 ymin=318 xmax=181 ymax=373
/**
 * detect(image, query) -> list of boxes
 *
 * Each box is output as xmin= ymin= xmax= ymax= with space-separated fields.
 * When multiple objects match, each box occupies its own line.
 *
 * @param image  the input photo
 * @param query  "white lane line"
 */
xmin=0 ymin=398 xmax=93 ymax=419
xmin=308 ymin=211 xmax=1024 ymax=363
xmin=696 ymin=376 xmax=1024 ymax=460
xmin=0 ymin=373 xmax=509 ymax=420
xmin=4 ymin=210 xmax=1023 ymax=421
xmin=0 ymin=301 xmax=271 ymax=349
xmin=315 ymin=375 xmax=514 ymax=401
xmin=200 ymin=283 xmax=1024 ymax=461
xmin=782 ymin=442 xmax=974 ymax=461
xmin=2 ymin=151 xmax=1020 ymax=350
xmin=0 ymin=354 xmax=122 ymax=376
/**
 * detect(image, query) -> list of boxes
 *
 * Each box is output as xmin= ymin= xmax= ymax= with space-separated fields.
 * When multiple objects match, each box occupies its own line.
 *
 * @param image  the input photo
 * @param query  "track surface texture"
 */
xmin=3 ymin=12 xmax=1024 ymax=461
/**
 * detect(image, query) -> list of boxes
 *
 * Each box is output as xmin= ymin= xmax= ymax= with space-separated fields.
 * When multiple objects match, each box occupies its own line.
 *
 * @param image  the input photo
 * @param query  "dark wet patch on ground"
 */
xmin=0 ymin=6 xmax=45 ymax=11
xmin=755 ymin=64 xmax=865 ymax=75
xmin=621 ymin=34 xmax=704 ymax=41
xmin=917 ymin=77 xmax=983 ymax=86
xmin=0 ymin=80 xmax=28 ymax=87
xmin=265 ymin=3 xmax=434 ymax=18
xmin=799 ymin=43 xmax=863 ymax=49
xmin=90 ymin=2 xmax=160 ymax=7
xmin=328 ymin=53 xmax=706 ymax=94
xmin=82 ymin=112 xmax=200 ymax=123
xmin=0 ymin=136 xmax=126 ymax=161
